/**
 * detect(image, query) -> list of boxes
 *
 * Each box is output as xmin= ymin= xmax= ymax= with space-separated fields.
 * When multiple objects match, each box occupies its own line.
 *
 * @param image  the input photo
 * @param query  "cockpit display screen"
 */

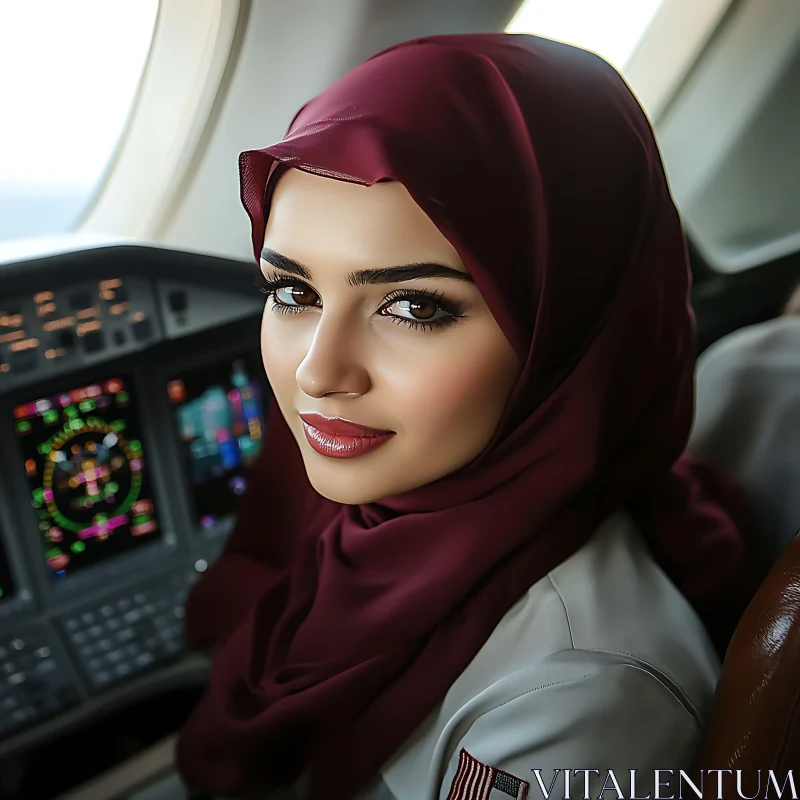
xmin=0 ymin=527 xmax=15 ymax=603
xmin=167 ymin=352 xmax=267 ymax=530
xmin=13 ymin=376 xmax=161 ymax=578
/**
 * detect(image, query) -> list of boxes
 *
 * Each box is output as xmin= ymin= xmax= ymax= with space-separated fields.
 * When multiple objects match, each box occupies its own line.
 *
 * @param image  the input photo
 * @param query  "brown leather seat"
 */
xmin=694 ymin=530 xmax=800 ymax=785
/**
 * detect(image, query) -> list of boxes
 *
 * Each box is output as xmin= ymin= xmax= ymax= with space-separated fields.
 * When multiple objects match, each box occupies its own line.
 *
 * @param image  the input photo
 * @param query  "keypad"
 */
xmin=61 ymin=575 xmax=193 ymax=691
xmin=0 ymin=628 xmax=81 ymax=738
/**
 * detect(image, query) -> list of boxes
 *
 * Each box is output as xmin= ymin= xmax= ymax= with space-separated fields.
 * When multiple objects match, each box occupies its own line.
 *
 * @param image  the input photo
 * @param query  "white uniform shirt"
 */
xmin=267 ymin=513 xmax=719 ymax=800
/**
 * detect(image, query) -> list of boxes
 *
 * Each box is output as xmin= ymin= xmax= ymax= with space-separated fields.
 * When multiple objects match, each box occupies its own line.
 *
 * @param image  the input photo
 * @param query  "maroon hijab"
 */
xmin=176 ymin=33 xmax=754 ymax=798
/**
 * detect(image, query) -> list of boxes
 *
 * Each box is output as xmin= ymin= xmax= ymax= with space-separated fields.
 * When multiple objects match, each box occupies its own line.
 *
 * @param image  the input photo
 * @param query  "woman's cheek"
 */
xmin=395 ymin=358 xmax=484 ymax=434
xmin=261 ymin=314 xmax=312 ymax=385
xmin=398 ymin=334 xmax=518 ymax=441
xmin=260 ymin=319 xmax=298 ymax=399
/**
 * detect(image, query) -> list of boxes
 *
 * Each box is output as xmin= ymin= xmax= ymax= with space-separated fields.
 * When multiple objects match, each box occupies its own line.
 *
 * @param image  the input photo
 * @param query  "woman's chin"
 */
xmin=304 ymin=461 xmax=420 ymax=506
xmin=308 ymin=480 xmax=384 ymax=505
xmin=303 ymin=464 xmax=385 ymax=505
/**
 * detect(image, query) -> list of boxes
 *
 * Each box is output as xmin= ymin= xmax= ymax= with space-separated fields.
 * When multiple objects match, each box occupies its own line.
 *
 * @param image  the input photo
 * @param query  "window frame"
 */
xmin=624 ymin=0 xmax=733 ymax=121
xmin=80 ymin=0 xmax=244 ymax=239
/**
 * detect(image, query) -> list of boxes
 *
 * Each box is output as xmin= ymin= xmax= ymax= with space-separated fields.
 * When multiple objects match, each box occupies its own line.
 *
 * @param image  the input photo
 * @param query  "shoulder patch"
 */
xmin=446 ymin=748 xmax=529 ymax=800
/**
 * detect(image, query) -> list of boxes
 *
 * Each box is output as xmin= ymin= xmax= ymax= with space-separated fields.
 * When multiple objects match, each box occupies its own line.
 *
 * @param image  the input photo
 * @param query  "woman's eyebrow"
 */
xmin=260 ymin=247 xmax=474 ymax=285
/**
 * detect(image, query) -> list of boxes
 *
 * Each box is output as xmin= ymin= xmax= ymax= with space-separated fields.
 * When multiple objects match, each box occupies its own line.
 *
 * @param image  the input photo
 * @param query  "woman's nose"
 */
xmin=295 ymin=314 xmax=371 ymax=398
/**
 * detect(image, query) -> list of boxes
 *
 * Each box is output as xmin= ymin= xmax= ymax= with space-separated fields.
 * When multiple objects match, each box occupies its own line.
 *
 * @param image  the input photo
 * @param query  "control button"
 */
xmin=131 ymin=317 xmax=153 ymax=341
xmin=1 ymin=302 xmax=22 ymax=317
xmin=94 ymin=671 xmax=112 ymax=686
xmin=36 ymin=302 xmax=56 ymax=319
xmin=81 ymin=330 xmax=105 ymax=353
xmin=1 ymin=696 xmax=18 ymax=712
xmin=114 ymin=285 xmax=130 ymax=303
xmin=113 ymin=329 xmax=126 ymax=346
xmin=11 ymin=639 xmax=25 ymax=651
xmin=9 ymin=348 xmax=37 ymax=374
xmin=57 ymin=330 xmax=75 ymax=349
xmin=168 ymin=290 xmax=188 ymax=313
xmin=153 ymin=597 xmax=171 ymax=612
xmin=69 ymin=291 xmax=93 ymax=310
xmin=135 ymin=652 xmax=155 ymax=668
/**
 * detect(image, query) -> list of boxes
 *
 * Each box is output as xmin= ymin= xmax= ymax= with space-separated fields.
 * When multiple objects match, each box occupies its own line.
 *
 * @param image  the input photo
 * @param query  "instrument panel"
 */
xmin=0 ymin=242 xmax=268 ymax=748
xmin=0 ymin=276 xmax=160 ymax=391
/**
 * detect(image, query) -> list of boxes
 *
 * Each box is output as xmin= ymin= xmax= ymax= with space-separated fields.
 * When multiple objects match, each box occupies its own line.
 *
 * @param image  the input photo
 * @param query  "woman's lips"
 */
xmin=299 ymin=413 xmax=395 ymax=460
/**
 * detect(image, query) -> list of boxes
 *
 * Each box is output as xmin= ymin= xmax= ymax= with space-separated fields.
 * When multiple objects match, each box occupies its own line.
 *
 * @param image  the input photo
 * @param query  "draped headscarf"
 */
xmin=177 ymin=33 xmax=755 ymax=798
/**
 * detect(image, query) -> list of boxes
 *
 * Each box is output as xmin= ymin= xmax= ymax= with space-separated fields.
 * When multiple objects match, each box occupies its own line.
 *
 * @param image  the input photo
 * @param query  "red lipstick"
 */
xmin=299 ymin=413 xmax=395 ymax=459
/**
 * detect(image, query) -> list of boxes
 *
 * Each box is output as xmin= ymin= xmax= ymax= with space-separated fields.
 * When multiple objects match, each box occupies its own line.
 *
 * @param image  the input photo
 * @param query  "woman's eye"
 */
xmin=275 ymin=285 xmax=319 ymax=307
xmin=381 ymin=297 xmax=449 ymax=322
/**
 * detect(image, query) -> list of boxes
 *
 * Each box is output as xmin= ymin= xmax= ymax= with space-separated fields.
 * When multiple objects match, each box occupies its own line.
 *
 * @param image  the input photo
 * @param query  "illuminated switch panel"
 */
xmin=0 ymin=277 xmax=161 ymax=392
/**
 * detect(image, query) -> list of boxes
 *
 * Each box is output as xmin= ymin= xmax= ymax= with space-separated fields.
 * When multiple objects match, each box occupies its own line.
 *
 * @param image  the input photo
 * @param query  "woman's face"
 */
xmin=260 ymin=168 xmax=520 ymax=504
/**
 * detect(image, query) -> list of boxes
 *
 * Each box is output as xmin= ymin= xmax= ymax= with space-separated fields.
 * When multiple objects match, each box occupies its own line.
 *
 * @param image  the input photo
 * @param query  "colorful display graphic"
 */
xmin=13 ymin=377 xmax=161 ymax=578
xmin=167 ymin=354 xmax=267 ymax=529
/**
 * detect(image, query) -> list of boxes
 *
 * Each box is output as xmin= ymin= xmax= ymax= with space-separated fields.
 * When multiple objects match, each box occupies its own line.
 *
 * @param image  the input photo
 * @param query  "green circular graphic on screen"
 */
xmin=37 ymin=418 xmax=143 ymax=535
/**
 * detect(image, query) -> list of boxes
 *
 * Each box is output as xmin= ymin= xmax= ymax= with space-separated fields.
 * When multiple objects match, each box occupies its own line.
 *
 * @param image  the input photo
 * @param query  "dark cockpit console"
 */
xmin=0 ymin=528 xmax=15 ymax=606
xmin=0 ymin=242 xmax=270 ymax=756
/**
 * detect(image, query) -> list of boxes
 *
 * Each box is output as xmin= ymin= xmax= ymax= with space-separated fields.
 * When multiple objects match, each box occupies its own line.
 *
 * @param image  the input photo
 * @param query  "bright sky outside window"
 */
xmin=506 ymin=0 xmax=664 ymax=69
xmin=0 ymin=1 xmax=159 ymax=243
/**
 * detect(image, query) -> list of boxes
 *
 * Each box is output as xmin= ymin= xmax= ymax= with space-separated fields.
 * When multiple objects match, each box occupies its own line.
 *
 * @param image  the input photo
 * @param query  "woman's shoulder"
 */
xmin=380 ymin=647 xmax=709 ymax=800
xmin=378 ymin=513 xmax=719 ymax=800
xmin=441 ymin=512 xmax=718 ymax=720
xmin=547 ymin=512 xmax=720 ymax=708
xmin=443 ymin=649 xmax=707 ymax=787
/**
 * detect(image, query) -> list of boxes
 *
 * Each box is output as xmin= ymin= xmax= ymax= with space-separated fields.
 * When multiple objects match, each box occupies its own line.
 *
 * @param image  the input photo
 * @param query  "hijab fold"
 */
xmin=177 ymin=34 xmax=755 ymax=798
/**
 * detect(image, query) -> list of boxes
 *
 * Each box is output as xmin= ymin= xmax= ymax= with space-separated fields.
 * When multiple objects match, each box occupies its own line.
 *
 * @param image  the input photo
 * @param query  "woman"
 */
xmin=176 ymin=33 xmax=754 ymax=800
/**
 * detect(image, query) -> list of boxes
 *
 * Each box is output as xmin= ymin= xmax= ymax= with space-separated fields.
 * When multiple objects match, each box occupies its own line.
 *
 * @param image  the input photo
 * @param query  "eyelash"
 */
xmin=254 ymin=271 xmax=465 ymax=331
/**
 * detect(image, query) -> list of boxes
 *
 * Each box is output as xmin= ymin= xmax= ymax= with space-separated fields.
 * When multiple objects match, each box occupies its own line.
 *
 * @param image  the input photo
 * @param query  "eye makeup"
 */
xmin=254 ymin=271 xmax=466 ymax=332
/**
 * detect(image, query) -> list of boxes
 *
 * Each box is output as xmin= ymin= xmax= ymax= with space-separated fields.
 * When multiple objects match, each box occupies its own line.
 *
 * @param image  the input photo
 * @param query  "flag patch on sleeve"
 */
xmin=446 ymin=748 xmax=529 ymax=800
